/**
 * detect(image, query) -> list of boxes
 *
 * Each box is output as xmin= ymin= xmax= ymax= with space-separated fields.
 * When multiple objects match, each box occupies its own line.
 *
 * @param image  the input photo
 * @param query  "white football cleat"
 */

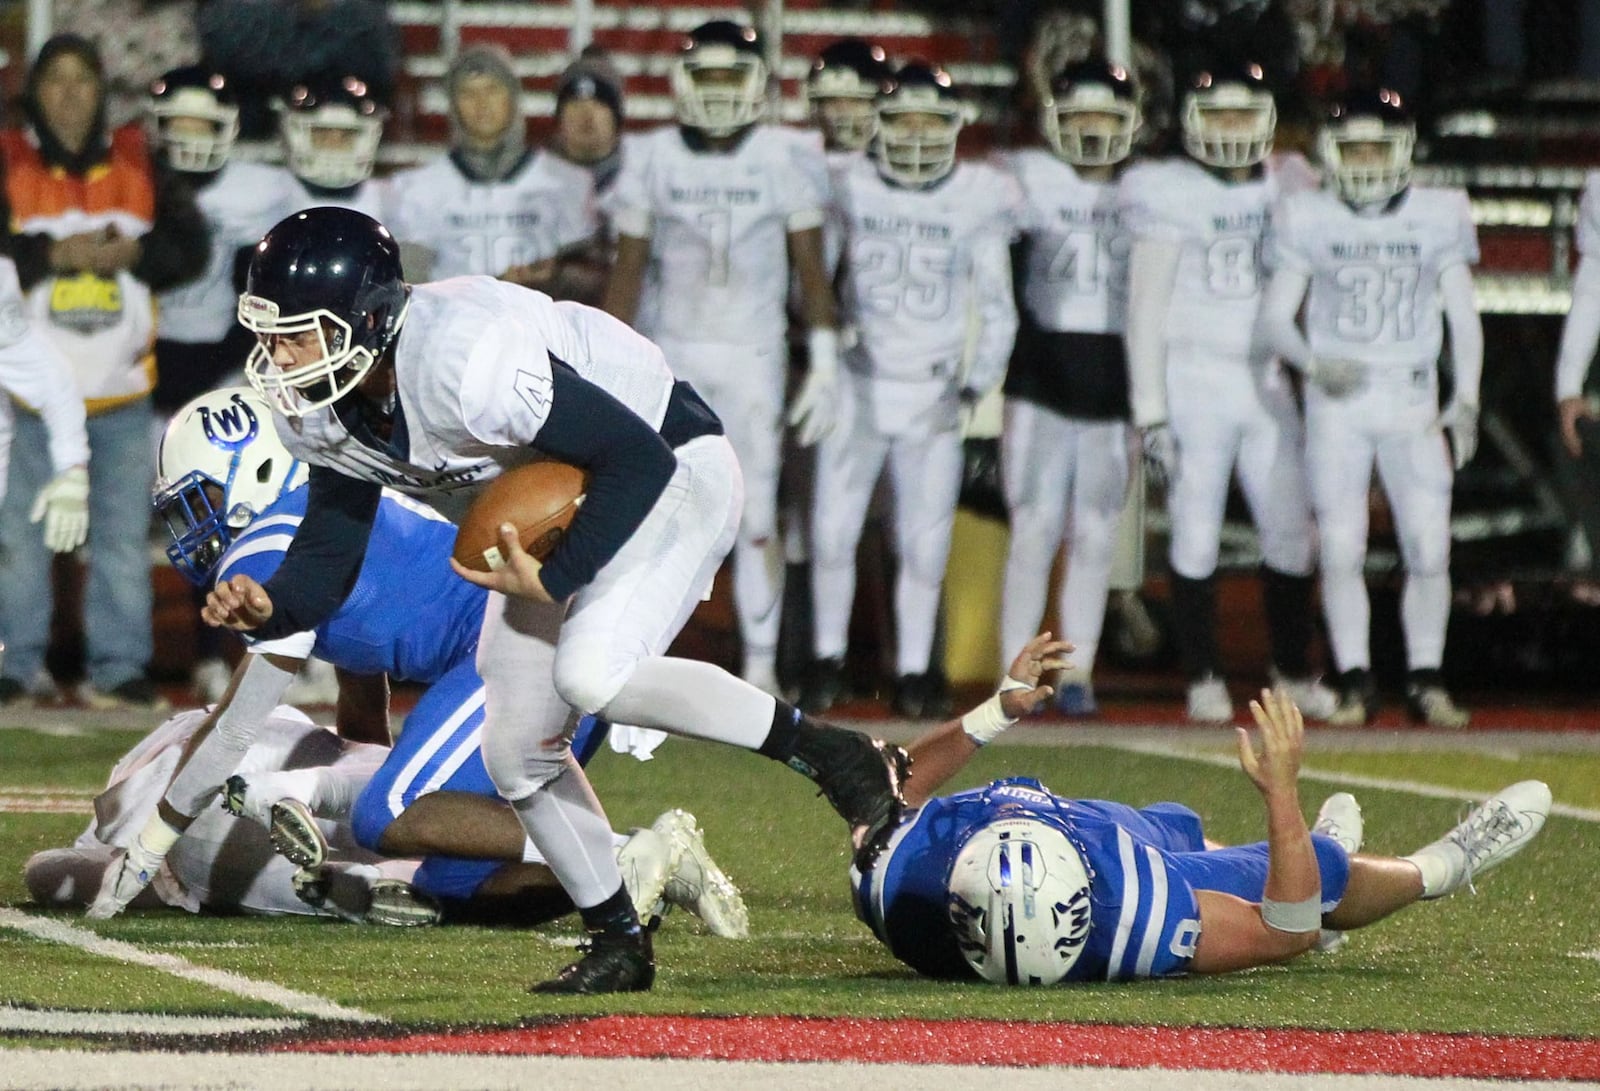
xmin=615 ymin=825 xmax=676 ymax=924
xmin=1311 ymin=792 xmax=1362 ymax=954
xmin=1272 ymin=673 xmax=1339 ymax=723
xmin=283 ymin=657 xmax=339 ymax=706
xmin=651 ymin=809 xmax=749 ymax=939
xmin=269 ymin=798 xmax=327 ymax=869
xmin=364 ymin=878 xmax=442 ymax=927
xmin=192 ymin=658 xmax=231 ymax=704
xmin=1414 ymin=780 xmax=1551 ymax=899
xmin=1186 ymin=676 xmax=1234 ymax=724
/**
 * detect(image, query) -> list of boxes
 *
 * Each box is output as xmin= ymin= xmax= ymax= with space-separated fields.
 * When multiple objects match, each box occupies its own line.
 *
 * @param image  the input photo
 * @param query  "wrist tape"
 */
xmin=1260 ymin=893 xmax=1324 ymax=934
xmin=961 ymin=676 xmax=1031 ymax=746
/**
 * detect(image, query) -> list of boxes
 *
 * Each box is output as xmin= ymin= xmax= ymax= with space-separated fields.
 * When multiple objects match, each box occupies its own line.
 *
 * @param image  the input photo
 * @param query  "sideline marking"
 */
xmin=1103 ymin=741 xmax=1600 ymax=822
xmin=0 ymin=909 xmax=381 ymax=1023
xmin=285 ymin=1014 xmax=1600 ymax=1080
xmin=0 ymin=1004 xmax=301 ymax=1036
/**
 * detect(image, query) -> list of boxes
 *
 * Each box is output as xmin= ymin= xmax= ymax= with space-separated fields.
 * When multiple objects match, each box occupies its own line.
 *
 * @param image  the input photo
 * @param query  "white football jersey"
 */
xmin=1269 ymin=186 xmax=1478 ymax=368
xmin=387 ymin=152 xmax=598 ymax=280
xmin=606 ymin=125 xmax=829 ymax=347
xmin=275 ymin=278 xmax=676 ymax=523
xmin=1119 ymin=157 xmax=1286 ymax=358
xmin=1576 ymin=170 xmax=1600 ymax=257
xmin=1009 ymin=149 xmax=1129 ymax=335
xmin=834 ymin=156 xmax=1022 ymax=388
xmin=158 ymin=161 xmax=301 ymax=344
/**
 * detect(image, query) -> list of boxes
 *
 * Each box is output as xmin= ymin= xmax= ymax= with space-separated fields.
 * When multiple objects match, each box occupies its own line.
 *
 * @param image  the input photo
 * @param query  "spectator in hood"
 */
xmin=387 ymin=43 xmax=599 ymax=296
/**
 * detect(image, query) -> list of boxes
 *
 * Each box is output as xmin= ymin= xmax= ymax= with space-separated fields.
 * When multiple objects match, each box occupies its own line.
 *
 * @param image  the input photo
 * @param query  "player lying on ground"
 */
xmin=199 ymin=207 xmax=906 ymax=993
xmin=88 ymin=387 xmax=743 ymax=935
xmin=851 ymin=633 xmax=1552 ymax=983
xmin=33 ymin=704 xmax=744 ymax=934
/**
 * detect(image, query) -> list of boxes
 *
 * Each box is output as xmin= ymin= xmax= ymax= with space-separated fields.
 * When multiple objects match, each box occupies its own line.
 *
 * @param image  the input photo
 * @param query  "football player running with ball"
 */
xmin=805 ymin=62 xmax=1021 ymax=719
xmin=1119 ymin=60 xmax=1333 ymax=725
xmin=135 ymin=207 xmax=904 ymax=996
xmin=1259 ymin=90 xmax=1481 ymax=728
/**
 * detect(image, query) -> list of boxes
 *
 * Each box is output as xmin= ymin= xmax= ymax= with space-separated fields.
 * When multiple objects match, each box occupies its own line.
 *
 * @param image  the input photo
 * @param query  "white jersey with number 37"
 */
xmin=606 ymin=125 xmax=829 ymax=348
xmin=1119 ymin=158 xmax=1288 ymax=359
xmin=1269 ymin=186 xmax=1478 ymax=369
xmin=1009 ymin=148 xmax=1128 ymax=335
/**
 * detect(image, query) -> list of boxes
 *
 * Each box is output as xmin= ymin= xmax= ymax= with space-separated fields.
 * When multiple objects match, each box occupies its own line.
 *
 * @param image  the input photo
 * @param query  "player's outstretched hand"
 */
xmin=1559 ymin=395 xmax=1598 ymax=458
xmin=449 ymin=523 xmax=557 ymax=604
xmin=1238 ymin=687 xmax=1304 ymax=798
xmin=998 ymin=632 xmax=1077 ymax=720
xmin=202 ymin=574 xmax=274 ymax=631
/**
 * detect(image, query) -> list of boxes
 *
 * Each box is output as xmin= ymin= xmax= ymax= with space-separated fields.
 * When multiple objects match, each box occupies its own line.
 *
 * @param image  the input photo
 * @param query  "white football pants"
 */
xmin=999 ymin=399 xmax=1133 ymax=675
xmin=477 ymin=434 xmax=749 ymax=907
xmin=655 ymin=336 xmax=786 ymax=672
xmin=1305 ymin=366 xmax=1454 ymax=673
xmin=811 ymin=370 xmax=964 ymax=676
xmin=1166 ymin=347 xmax=1316 ymax=579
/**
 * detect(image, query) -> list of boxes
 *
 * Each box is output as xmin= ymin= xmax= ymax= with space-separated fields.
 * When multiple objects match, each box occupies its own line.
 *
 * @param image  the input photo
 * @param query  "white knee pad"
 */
xmin=553 ymin=641 xmax=636 ymax=716
xmin=1320 ymin=526 xmax=1367 ymax=579
xmin=1400 ymin=530 xmax=1451 ymax=580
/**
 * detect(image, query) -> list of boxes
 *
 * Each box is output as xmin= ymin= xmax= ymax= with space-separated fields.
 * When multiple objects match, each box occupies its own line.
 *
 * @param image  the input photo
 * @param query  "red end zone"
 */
xmin=283 ymin=1015 xmax=1600 ymax=1080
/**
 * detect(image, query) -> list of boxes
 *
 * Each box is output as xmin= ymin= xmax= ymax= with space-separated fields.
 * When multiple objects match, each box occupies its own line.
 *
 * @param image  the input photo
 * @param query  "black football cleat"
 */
xmin=797 ymin=656 xmax=846 ymax=715
xmin=529 ymin=929 xmax=655 ymax=995
xmin=787 ymin=722 xmax=910 ymax=837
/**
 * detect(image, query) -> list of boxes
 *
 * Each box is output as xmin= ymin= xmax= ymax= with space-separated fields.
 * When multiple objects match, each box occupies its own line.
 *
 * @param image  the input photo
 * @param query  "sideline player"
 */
xmin=386 ymin=43 xmax=598 ymax=287
xmin=1259 ymin=90 xmax=1480 ymax=728
xmin=1120 ymin=59 xmax=1333 ymax=724
xmin=805 ymin=62 xmax=1020 ymax=719
xmin=280 ymin=75 xmax=390 ymax=223
xmin=602 ymin=20 xmax=841 ymax=695
xmin=852 ymin=634 xmax=1550 ymax=983
xmin=0 ymin=254 xmax=89 ymax=557
xmin=1000 ymin=57 xmax=1140 ymax=716
xmin=142 ymin=209 xmax=903 ymax=995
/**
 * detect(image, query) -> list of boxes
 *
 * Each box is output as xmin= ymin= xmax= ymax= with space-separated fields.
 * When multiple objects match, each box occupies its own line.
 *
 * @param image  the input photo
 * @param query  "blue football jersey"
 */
xmin=215 ymin=486 xmax=487 ymax=682
xmin=854 ymin=778 xmax=1206 ymax=982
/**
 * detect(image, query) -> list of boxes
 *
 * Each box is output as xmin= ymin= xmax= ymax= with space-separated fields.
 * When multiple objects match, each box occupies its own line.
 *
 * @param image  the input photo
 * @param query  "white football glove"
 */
xmin=85 ymin=814 xmax=182 ymax=920
xmin=1140 ymin=423 xmax=1177 ymax=489
xmin=1436 ymin=400 xmax=1479 ymax=470
xmin=787 ymin=327 xmax=840 ymax=448
xmin=1304 ymin=357 xmax=1368 ymax=398
xmin=29 ymin=465 xmax=88 ymax=553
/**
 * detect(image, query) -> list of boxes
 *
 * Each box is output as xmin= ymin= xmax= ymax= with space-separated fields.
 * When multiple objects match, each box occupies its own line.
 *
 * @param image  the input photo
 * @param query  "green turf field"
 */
xmin=3 ymin=724 xmax=1599 ymax=1039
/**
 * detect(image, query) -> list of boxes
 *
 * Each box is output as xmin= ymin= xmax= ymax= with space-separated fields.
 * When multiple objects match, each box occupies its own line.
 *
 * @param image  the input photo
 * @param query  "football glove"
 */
xmin=1140 ymin=423 xmax=1177 ymax=489
xmin=1436 ymin=400 xmax=1479 ymax=470
xmin=787 ymin=327 xmax=840 ymax=447
xmin=85 ymin=814 xmax=182 ymax=920
xmin=29 ymin=465 xmax=88 ymax=553
xmin=1304 ymin=357 xmax=1368 ymax=398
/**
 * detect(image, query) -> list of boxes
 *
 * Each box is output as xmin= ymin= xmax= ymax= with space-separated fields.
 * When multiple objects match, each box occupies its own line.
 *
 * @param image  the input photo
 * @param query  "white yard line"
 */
xmin=0 ymin=909 xmax=382 ymax=1023
xmin=1101 ymin=740 xmax=1600 ymax=822
xmin=0 ymin=1005 xmax=302 ymax=1036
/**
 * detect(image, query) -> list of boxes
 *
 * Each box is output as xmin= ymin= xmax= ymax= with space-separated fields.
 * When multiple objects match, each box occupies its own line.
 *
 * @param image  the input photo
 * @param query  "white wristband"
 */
xmin=962 ymin=678 xmax=1029 ymax=747
xmin=1260 ymin=893 xmax=1323 ymax=934
xmin=807 ymin=326 xmax=839 ymax=376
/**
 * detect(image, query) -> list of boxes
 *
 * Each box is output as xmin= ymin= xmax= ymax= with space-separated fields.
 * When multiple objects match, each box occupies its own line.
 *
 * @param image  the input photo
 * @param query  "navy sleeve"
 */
xmin=534 ymin=361 xmax=676 ymax=601
xmin=251 ymin=465 xmax=382 ymax=640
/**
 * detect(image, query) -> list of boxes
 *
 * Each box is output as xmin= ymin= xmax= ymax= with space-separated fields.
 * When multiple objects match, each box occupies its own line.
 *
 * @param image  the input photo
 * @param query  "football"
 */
xmin=452 ymin=461 xmax=587 ymax=574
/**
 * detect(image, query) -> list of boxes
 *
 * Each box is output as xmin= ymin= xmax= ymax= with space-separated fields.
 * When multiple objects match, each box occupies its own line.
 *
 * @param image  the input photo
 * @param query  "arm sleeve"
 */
xmin=1257 ymin=267 xmax=1314 ymax=370
xmin=1557 ymin=255 xmax=1600 ymax=400
xmin=0 ymin=326 xmax=89 ymax=471
xmin=962 ymin=231 xmax=1019 ymax=397
xmin=531 ymin=363 xmax=677 ymax=601
xmin=132 ymin=168 xmax=211 ymax=292
xmin=1440 ymin=261 xmax=1483 ymax=406
xmin=1125 ymin=237 xmax=1181 ymax=427
xmin=252 ymin=465 xmax=381 ymax=640
xmin=602 ymin=135 xmax=654 ymax=239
